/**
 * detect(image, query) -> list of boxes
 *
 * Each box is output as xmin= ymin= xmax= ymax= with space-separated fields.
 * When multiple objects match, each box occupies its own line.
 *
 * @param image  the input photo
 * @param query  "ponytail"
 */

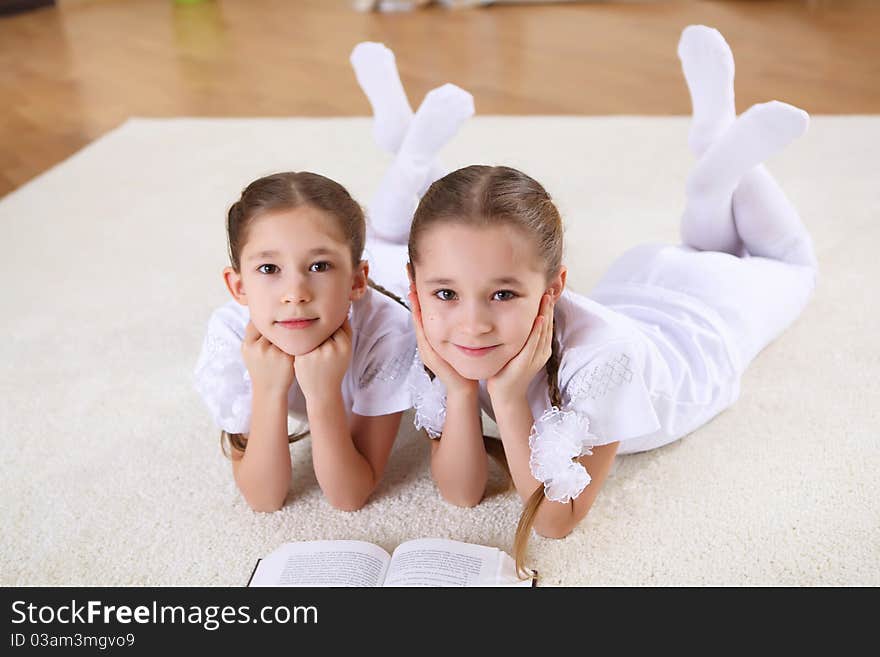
xmin=512 ymin=324 xmax=563 ymax=578
xmin=220 ymin=429 xmax=310 ymax=459
xmin=366 ymin=277 xmax=410 ymax=310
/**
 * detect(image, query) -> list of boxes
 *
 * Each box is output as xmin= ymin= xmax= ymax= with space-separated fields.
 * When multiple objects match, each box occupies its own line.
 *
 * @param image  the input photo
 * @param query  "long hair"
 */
xmin=408 ymin=165 xmax=566 ymax=577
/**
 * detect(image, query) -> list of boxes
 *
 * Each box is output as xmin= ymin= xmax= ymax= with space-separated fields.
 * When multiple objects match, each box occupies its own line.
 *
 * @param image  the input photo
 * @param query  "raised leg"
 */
xmin=366 ymin=83 xmax=474 ymax=245
xmin=680 ymin=101 xmax=809 ymax=256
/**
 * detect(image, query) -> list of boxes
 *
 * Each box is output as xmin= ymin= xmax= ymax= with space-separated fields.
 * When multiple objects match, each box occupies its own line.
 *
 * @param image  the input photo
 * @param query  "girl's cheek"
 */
xmin=422 ymin=314 xmax=444 ymax=340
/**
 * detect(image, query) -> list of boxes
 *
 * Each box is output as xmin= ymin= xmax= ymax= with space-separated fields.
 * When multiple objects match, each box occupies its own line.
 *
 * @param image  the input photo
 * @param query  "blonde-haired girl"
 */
xmin=402 ymin=26 xmax=817 ymax=574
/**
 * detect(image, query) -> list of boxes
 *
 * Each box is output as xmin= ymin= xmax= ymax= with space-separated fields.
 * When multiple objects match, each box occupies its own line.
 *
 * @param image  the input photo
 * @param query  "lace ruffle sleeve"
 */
xmin=193 ymin=305 xmax=252 ymax=435
xmin=405 ymin=350 xmax=447 ymax=439
xmin=528 ymin=406 xmax=600 ymax=503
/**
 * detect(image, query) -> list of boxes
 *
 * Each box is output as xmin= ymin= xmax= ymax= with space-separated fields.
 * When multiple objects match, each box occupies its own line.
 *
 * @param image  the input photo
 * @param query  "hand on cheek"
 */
xmin=487 ymin=293 xmax=554 ymax=403
xmin=408 ymin=289 xmax=477 ymax=396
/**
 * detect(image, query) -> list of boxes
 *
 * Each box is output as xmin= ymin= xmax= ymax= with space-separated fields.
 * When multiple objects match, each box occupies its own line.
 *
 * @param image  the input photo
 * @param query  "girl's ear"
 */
xmin=223 ymin=267 xmax=248 ymax=306
xmin=351 ymin=260 xmax=369 ymax=300
xmin=406 ymin=262 xmax=416 ymax=291
xmin=546 ymin=265 xmax=567 ymax=302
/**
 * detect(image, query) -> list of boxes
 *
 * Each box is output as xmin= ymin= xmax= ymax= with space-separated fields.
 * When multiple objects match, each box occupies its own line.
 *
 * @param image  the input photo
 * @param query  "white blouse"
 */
xmin=409 ymin=284 xmax=741 ymax=502
xmin=194 ymin=287 xmax=416 ymax=435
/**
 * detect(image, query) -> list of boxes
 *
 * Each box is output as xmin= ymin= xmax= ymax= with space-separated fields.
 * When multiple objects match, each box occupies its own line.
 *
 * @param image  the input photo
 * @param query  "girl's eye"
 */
xmin=434 ymin=289 xmax=457 ymax=301
xmin=493 ymin=290 xmax=517 ymax=301
xmin=257 ymin=264 xmax=279 ymax=275
xmin=309 ymin=261 xmax=331 ymax=273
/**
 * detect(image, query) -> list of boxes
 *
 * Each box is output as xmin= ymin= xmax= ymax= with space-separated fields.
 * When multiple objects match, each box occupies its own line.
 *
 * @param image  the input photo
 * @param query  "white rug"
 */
xmin=1 ymin=116 xmax=877 ymax=586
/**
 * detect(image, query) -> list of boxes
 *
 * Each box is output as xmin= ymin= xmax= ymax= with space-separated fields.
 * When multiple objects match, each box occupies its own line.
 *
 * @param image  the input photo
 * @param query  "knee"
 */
xmin=439 ymin=489 xmax=483 ymax=508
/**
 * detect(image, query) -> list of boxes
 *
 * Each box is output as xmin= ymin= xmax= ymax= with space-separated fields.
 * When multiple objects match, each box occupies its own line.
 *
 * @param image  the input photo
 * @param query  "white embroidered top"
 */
xmin=194 ymin=287 xmax=416 ymax=434
xmin=409 ymin=285 xmax=741 ymax=501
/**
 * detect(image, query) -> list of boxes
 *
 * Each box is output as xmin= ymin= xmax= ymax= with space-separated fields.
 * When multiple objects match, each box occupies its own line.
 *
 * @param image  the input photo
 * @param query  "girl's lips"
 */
xmin=454 ymin=344 xmax=499 ymax=357
xmin=276 ymin=318 xmax=318 ymax=329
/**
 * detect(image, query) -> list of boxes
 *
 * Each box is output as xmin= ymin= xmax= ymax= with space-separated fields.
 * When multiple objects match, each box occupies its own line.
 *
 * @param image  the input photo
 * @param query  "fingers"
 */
xmin=408 ymin=289 xmax=422 ymax=318
xmin=527 ymin=316 xmax=545 ymax=362
xmin=327 ymin=321 xmax=352 ymax=350
xmin=407 ymin=291 xmax=427 ymax=341
xmin=527 ymin=295 xmax=550 ymax=346
xmin=406 ymin=290 xmax=442 ymax=370
xmin=243 ymin=320 xmax=262 ymax=344
xmin=338 ymin=316 xmax=353 ymax=339
xmin=541 ymin=295 xmax=555 ymax=358
xmin=539 ymin=292 xmax=554 ymax=321
xmin=542 ymin=294 xmax=554 ymax=342
xmin=527 ymin=294 xmax=553 ymax=364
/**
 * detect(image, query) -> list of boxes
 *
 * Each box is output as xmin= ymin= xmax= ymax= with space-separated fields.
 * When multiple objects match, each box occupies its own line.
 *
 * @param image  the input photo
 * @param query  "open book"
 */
xmin=247 ymin=538 xmax=536 ymax=587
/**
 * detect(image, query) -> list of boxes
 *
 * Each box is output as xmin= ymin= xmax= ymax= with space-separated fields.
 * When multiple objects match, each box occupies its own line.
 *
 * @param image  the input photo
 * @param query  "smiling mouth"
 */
xmin=276 ymin=318 xmax=318 ymax=329
xmin=454 ymin=344 xmax=500 ymax=357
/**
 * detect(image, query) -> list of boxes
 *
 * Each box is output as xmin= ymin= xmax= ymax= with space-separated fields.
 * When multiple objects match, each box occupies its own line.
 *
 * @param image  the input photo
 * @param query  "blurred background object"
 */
xmin=1 ymin=0 xmax=878 ymax=196
xmin=0 ymin=0 xmax=54 ymax=16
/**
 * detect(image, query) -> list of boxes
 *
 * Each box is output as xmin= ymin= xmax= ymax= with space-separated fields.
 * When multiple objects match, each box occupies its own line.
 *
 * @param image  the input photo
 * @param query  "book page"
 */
xmin=383 ymin=538 xmax=532 ymax=587
xmin=249 ymin=540 xmax=391 ymax=587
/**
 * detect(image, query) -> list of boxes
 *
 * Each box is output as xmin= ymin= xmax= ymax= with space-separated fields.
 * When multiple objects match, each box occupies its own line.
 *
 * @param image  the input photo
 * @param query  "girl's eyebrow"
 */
xmin=424 ymin=276 xmax=524 ymax=286
xmin=246 ymin=247 xmax=339 ymax=262
xmin=247 ymin=250 xmax=281 ymax=261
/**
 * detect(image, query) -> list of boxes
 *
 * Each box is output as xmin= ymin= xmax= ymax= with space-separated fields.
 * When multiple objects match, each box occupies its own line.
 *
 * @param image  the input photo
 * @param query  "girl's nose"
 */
xmin=460 ymin=301 xmax=493 ymax=335
xmin=282 ymin=276 xmax=311 ymax=304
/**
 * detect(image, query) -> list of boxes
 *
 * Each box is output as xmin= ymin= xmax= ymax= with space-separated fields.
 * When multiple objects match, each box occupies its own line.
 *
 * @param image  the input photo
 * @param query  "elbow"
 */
xmin=438 ymin=486 xmax=483 ymax=508
xmin=325 ymin=484 xmax=373 ymax=512
xmin=244 ymin=494 xmax=286 ymax=514
xmin=323 ymin=469 xmax=382 ymax=512
xmin=238 ymin=475 xmax=289 ymax=513
xmin=326 ymin=493 xmax=370 ymax=513
xmin=432 ymin=464 xmax=486 ymax=508
xmin=533 ymin=519 xmax=574 ymax=540
xmin=532 ymin=504 xmax=584 ymax=539
xmin=234 ymin=467 xmax=290 ymax=513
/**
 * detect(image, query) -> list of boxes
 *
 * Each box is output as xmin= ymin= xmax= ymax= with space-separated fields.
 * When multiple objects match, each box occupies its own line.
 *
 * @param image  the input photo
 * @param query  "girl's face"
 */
xmin=412 ymin=223 xmax=565 ymax=381
xmin=224 ymin=206 xmax=367 ymax=356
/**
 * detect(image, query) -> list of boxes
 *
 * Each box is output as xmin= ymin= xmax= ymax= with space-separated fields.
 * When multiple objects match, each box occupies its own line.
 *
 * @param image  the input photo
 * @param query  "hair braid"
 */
xmin=220 ymin=428 xmax=310 ymax=458
xmin=511 ymin=321 xmax=564 ymax=577
xmin=366 ymin=278 xmax=410 ymax=310
xmin=545 ymin=321 xmax=563 ymax=409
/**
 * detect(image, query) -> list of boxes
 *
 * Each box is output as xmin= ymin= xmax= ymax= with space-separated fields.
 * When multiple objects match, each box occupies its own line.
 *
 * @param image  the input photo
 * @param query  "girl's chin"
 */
xmin=270 ymin=334 xmax=329 ymax=357
xmin=450 ymin=361 xmax=503 ymax=382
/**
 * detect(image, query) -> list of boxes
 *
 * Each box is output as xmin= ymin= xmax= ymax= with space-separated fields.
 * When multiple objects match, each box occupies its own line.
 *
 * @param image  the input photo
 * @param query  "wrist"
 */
xmin=487 ymin=382 xmax=527 ymax=408
xmin=305 ymin=387 xmax=345 ymax=415
xmin=446 ymin=382 xmax=481 ymax=412
xmin=252 ymin=381 xmax=292 ymax=400
xmin=445 ymin=377 xmax=479 ymax=398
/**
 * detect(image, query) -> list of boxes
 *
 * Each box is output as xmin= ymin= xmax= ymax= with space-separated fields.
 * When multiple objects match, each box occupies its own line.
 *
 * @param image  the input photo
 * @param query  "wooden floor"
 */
xmin=1 ymin=0 xmax=878 ymax=196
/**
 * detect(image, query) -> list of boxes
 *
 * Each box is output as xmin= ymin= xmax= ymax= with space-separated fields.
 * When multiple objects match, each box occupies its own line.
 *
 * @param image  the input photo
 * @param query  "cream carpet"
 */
xmin=1 ymin=116 xmax=877 ymax=586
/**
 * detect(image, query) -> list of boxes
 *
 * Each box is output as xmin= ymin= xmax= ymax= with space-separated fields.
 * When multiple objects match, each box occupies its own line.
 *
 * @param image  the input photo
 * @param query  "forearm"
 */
xmin=235 ymin=389 xmax=292 ymax=512
xmin=494 ymin=395 xmax=618 ymax=537
xmin=308 ymin=391 xmax=376 ymax=511
xmin=528 ymin=443 xmax=619 ymax=538
xmin=494 ymin=399 xmax=576 ymax=535
xmin=492 ymin=395 xmax=546 ymax=503
xmin=431 ymin=387 xmax=487 ymax=507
